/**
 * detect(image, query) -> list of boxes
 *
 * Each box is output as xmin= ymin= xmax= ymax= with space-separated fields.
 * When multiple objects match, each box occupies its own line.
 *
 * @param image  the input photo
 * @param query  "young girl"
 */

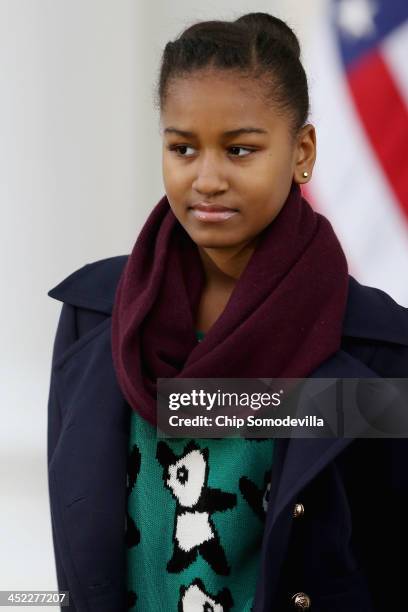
xmin=47 ymin=12 xmax=408 ymax=612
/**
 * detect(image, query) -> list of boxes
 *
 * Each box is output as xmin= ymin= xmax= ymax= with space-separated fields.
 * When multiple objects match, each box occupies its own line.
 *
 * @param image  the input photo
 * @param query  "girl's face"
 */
xmin=161 ymin=69 xmax=315 ymax=250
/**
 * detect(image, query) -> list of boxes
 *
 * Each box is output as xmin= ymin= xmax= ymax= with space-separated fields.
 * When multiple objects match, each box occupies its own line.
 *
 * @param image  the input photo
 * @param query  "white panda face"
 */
xmin=167 ymin=449 xmax=206 ymax=507
xmin=181 ymin=583 xmax=224 ymax=612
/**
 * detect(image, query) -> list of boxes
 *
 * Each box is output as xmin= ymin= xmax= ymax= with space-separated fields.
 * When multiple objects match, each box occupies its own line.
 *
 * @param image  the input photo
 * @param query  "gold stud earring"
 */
xmin=302 ymin=171 xmax=309 ymax=178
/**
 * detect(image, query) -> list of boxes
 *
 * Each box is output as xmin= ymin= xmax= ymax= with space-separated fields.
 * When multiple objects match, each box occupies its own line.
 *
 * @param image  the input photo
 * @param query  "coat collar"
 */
xmin=48 ymin=254 xmax=408 ymax=346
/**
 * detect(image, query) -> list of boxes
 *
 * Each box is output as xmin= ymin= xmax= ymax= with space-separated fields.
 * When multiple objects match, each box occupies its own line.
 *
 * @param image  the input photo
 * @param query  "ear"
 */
xmin=293 ymin=123 xmax=317 ymax=185
xmin=156 ymin=440 xmax=177 ymax=468
xmin=192 ymin=577 xmax=206 ymax=593
xmin=183 ymin=440 xmax=201 ymax=455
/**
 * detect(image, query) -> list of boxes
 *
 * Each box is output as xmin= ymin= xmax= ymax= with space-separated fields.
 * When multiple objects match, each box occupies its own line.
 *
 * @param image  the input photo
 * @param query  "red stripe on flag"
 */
xmin=347 ymin=49 xmax=408 ymax=221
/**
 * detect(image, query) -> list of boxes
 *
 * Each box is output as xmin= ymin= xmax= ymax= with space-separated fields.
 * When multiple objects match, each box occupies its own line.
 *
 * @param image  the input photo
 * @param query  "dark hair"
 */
xmin=155 ymin=12 xmax=309 ymax=135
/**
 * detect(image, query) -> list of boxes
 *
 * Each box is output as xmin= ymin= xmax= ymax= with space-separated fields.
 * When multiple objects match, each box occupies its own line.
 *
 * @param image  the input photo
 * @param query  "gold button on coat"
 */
xmin=293 ymin=503 xmax=305 ymax=518
xmin=291 ymin=592 xmax=311 ymax=609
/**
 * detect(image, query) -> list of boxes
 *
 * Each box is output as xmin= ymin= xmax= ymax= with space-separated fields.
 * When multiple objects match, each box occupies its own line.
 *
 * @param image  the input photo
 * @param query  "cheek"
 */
xmin=162 ymin=157 xmax=189 ymax=197
xmin=236 ymin=176 xmax=276 ymax=213
xmin=239 ymin=187 xmax=286 ymax=229
xmin=241 ymin=160 xmax=293 ymax=219
xmin=162 ymin=155 xmax=174 ymax=187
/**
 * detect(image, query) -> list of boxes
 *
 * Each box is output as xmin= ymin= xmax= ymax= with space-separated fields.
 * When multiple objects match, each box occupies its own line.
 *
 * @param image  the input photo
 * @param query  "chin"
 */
xmin=187 ymin=230 xmax=244 ymax=249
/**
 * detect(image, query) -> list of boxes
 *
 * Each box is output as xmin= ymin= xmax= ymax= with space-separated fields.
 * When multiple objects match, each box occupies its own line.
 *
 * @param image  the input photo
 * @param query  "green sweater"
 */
xmin=126 ymin=331 xmax=275 ymax=610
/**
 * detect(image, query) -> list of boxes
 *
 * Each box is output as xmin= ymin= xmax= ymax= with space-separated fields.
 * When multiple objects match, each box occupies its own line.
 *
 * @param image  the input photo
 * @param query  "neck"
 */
xmin=197 ymin=236 xmax=259 ymax=287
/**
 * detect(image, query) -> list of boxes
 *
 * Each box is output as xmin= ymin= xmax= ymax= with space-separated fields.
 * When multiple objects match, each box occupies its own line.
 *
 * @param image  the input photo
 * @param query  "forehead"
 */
xmin=161 ymin=69 xmax=283 ymax=133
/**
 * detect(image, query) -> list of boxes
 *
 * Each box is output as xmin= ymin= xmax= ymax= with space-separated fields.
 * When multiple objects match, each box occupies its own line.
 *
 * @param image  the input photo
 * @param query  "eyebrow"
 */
xmin=163 ymin=126 xmax=268 ymax=138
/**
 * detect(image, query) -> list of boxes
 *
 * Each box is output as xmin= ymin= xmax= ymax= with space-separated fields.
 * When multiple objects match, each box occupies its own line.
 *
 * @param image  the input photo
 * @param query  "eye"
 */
xmin=176 ymin=465 xmax=189 ymax=484
xmin=228 ymin=146 xmax=255 ymax=157
xmin=167 ymin=144 xmax=196 ymax=157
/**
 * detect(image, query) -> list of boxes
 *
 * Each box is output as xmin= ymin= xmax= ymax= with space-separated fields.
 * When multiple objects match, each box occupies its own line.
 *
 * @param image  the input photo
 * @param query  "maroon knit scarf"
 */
xmin=111 ymin=181 xmax=349 ymax=426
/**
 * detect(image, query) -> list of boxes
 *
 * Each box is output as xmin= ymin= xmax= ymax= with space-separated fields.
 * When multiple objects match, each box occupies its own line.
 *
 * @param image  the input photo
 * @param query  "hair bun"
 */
xmin=235 ymin=12 xmax=301 ymax=60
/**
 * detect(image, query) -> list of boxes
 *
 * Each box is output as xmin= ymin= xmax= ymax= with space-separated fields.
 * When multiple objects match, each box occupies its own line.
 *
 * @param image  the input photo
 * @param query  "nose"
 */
xmin=192 ymin=152 xmax=229 ymax=195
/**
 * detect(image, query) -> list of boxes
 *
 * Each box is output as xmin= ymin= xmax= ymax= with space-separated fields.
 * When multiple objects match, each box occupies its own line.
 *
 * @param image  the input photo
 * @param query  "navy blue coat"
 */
xmin=47 ymin=255 xmax=408 ymax=612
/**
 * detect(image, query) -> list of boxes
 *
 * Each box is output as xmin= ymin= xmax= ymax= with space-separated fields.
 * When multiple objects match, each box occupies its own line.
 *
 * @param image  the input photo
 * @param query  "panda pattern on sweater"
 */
xmin=156 ymin=440 xmax=237 ymax=575
xmin=178 ymin=578 xmax=233 ymax=611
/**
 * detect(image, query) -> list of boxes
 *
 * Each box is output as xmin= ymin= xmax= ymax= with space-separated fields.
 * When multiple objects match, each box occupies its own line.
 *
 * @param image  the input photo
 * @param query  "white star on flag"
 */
xmin=337 ymin=0 xmax=379 ymax=39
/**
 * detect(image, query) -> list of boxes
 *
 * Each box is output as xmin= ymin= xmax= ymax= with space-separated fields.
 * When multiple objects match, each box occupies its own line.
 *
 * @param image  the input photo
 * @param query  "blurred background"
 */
xmin=0 ymin=0 xmax=406 ymax=603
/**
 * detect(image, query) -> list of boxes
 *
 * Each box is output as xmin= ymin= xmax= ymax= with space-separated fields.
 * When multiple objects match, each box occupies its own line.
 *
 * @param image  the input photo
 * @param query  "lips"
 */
xmin=189 ymin=202 xmax=238 ymax=212
xmin=188 ymin=203 xmax=239 ymax=223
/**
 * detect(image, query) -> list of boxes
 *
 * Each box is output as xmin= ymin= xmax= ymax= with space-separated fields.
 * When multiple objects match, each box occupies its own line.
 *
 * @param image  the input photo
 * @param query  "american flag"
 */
xmin=306 ymin=0 xmax=408 ymax=305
